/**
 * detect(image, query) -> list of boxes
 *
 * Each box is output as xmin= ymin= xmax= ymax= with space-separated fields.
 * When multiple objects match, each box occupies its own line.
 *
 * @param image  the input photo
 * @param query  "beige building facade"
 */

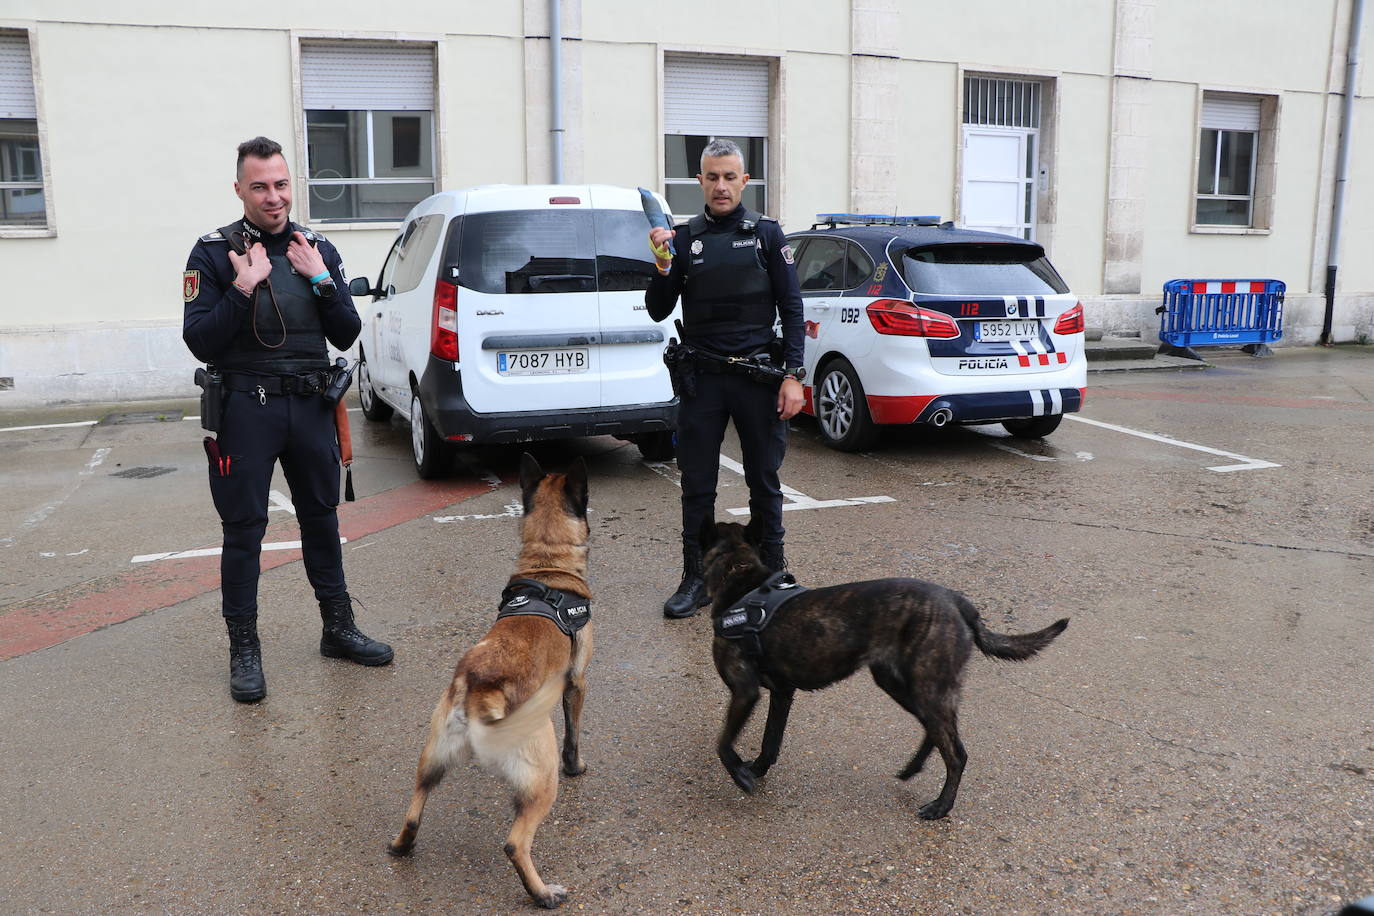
xmin=0 ymin=0 xmax=1371 ymax=406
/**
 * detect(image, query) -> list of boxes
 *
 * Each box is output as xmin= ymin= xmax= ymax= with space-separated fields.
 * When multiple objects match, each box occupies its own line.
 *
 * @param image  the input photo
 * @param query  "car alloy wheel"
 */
xmin=814 ymin=358 xmax=877 ymax=452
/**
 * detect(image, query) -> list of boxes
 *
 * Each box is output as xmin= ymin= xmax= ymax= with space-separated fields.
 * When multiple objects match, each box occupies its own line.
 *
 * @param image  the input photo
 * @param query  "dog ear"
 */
xmin=519 ymin=452 xmax=544 ymax=491
xmin=562 ymin=456 xmax=589 ymax=517
xmin=519 ymin=453 xmax=544 ymax=514
xmin=698 ymin=515 xmax=719 ymax=551
xmin=743 ymin=515 xmax=764 ymax=547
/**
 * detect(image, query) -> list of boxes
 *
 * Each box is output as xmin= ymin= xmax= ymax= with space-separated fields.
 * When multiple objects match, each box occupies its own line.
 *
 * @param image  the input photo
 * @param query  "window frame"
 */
xmin=663 ymin=134 xmax=768 ymax=218
xmin=0 ymin=27 xmax=54 ymax=238
xmin=292 ymin=33 xmax=444 ymax=230
xmin=1190 ymin=90 xmax=1278 ymax=236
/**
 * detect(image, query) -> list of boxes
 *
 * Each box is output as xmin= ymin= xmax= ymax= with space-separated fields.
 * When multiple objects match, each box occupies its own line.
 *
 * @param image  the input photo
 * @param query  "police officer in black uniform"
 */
xmin=183 ymin=136 xmax=392 ymax=703
xmin=645 ymin=138 xmax=806 ymax=618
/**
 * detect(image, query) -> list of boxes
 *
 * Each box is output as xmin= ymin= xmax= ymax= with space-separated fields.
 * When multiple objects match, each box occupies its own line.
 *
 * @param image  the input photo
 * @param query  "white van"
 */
xmin=347 ymin=185 xmax=679 ymax=477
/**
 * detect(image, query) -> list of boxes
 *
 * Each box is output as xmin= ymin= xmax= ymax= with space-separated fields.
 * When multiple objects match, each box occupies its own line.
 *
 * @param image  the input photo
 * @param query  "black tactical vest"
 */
xmin=215 ymin=221 xmax=330 ymax=373
xmin=681 ymin=208 xmax=776 ymax=338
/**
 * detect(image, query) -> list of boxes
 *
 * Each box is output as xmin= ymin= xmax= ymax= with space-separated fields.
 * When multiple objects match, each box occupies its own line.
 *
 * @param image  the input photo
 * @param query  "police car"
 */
xmin=786 ymin=214 xmax=1086 ymax=451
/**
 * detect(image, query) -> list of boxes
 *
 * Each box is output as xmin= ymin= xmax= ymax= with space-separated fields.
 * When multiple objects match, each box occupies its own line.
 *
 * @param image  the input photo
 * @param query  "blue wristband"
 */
xmin=308 ymin=271 xmax=331 ymax=286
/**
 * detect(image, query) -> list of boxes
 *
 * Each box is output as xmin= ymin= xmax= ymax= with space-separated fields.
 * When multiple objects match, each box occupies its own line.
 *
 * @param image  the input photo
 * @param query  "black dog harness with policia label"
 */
xmin=496 ymin=578 xmax=591 ymax=639
xmin=714 ymin=571 xmax=808 ymax=657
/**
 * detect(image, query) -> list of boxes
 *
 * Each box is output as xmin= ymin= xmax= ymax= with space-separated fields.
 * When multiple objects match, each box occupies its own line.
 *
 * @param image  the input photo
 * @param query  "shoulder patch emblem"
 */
xmin=691 ymin=239 xmax=704 ymax=256
xmin=198 ymin=230 xmax=226 ymax=243
xmin=781 ymin=244 xmax=795 ymax=265
xmin=183 ymin=270 xmax=200 ymax=302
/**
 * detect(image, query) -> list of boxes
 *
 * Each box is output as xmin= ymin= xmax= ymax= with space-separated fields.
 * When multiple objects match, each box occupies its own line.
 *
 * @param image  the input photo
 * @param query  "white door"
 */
xmin=961 ymin=127 xmax=1036 ymax=240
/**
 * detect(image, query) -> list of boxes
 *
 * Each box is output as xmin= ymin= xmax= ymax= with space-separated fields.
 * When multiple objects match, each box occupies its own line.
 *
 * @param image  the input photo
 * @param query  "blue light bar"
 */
xmin=814 ymin=213 xmax=942 ymax=227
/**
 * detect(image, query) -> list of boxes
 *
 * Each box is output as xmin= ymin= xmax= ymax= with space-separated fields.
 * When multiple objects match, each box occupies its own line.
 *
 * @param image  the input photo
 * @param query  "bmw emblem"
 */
xmin=1006 ymin=301 xmax=1018 ymax=316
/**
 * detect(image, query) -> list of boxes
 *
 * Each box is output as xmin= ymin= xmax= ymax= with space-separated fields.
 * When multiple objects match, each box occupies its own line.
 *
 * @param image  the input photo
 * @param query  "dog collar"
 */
xmin=714 ymin=571 xmax=807 ymax=654
xmin=497 ymin=578 xmax=591 ymax=638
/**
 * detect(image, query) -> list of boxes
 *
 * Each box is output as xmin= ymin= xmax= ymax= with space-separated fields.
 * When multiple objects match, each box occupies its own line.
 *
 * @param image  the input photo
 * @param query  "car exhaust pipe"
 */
xmin=927 ymin=405 xmax=954 ymax=427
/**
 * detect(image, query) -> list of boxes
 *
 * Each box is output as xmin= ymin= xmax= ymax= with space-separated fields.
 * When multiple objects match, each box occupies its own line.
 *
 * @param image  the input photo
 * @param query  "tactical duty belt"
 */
xmin=496 ymin=578 xmax=591 ymax=639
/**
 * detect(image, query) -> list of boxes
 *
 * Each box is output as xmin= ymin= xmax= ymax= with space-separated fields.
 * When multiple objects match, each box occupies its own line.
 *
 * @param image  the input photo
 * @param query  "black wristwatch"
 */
xmin=783 ymin=366 xmax=806 ymax=382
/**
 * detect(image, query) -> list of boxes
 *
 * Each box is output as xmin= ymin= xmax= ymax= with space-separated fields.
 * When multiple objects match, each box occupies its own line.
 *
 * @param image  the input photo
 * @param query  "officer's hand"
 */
xmin=777 ymin=377 xmax=804 ymax=421
xmin=287 ymin=232 xmax=328 ymax=281
xmin=228 ymin=242 xmax=272 ymax=289
xmin=648 ymin=227 xmax=673 ymax=272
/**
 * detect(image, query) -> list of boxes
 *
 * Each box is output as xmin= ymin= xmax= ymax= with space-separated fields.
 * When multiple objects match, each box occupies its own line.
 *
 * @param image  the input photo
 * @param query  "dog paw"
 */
xmin=385 ymin=841 xmax=414 ymax=857
xmin=729 ymin=766 xmax=757 ymax=795
xmin=561 ymin=760 xmax=586 ymax=778
xmin=744 ymin=760 xmax=770 ymax=779
xmin=917 ymin=799 xmax=952 ymax=820
xmin=535 ymin=885 xmax=569 ymax=908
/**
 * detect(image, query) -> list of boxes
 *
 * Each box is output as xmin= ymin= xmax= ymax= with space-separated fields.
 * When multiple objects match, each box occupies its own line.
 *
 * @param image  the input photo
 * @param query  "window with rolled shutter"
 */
xmin=301 ymin=41 xmax=436 ymax=222
xmin=0 ymin=32 xmax=45 ymax=228
xmin=1196 ymin=93 xmax=1261 ymax=227
xmin=662 ymin=55 xmax=770 ymax=217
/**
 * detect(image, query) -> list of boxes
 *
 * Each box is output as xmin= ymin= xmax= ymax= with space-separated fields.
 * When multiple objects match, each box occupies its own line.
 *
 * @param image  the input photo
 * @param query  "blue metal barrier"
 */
xmin=1156 ymin=278 xmax=1285 ymax=359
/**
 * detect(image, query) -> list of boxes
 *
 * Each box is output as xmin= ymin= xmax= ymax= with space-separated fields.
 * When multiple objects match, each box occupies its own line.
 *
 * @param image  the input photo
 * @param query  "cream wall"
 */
xmin=0 ymin=1 xmax=1370 ymax=406
xmin=900 ymin=0 xmax=1114 ymax=74
xmin=893 ymin=60 xmax=957 ymax=226
xmin=1049 ymin=73 xmax=1112 ymax=297
xmin=779 ymin=51 xmax=851 ymax=232
xmin=580 ymin=41 xmax=659 ymax=189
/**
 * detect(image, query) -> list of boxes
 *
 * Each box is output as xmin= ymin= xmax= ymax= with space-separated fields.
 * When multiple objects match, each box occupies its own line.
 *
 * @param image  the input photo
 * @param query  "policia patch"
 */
xmin=496 ymin=578 xmax=591 ymax=639
xmin=183 ymin=270 xmax=201 ymax=302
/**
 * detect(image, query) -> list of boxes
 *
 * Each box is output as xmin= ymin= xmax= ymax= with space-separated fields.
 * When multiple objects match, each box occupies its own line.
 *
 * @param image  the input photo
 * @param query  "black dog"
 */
xmin=699 ymin=519 xmax=1068 ymax=819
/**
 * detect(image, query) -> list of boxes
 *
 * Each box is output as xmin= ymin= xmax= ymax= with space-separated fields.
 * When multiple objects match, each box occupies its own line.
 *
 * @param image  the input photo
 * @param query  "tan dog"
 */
xmin=387 ymin=454 xmax=592 ymax=909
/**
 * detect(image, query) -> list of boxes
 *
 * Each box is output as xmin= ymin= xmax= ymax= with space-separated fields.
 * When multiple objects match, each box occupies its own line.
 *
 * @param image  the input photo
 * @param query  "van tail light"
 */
xmin=430 ymin=280 xmax=459 ymax=361
xmin=1054 ymin=301 xmax=1085 ymax=335
xmin=866 ymin=299 xmax=960 ymax=338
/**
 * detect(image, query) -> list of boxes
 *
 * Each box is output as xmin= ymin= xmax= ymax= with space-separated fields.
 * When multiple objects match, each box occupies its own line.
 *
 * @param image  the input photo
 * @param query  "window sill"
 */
xmin=0 ymin=227 xmax=55 ymax=239
xmin=306 ymin=220 xmax=403 ymax=232
xmin=1190 ymin=225 xmax=1272 ymax=236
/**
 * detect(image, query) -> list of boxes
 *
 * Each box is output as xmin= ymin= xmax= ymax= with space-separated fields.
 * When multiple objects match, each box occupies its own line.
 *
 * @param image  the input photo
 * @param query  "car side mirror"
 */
xmin=348 ymin=276 xmax=373 ymax=298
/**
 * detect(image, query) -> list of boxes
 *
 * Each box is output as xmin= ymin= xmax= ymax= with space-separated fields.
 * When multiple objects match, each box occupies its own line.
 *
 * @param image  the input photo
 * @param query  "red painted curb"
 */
xmin=0 ymin=475 xmax=502 ymax=661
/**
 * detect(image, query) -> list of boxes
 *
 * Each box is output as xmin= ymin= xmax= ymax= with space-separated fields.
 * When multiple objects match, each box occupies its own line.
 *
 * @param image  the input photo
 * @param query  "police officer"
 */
xmin=183 ymin=136 xmax=392 ymax=703
xmin=646 ymin=138 xmax=805 ymax=618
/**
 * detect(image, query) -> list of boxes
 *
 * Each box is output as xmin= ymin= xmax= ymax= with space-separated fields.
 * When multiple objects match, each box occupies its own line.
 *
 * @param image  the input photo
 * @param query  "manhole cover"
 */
xmin=110 ymin=466 xmax=175 ymax=480
xmin=100 ymin=410 xmax=184 ymax=425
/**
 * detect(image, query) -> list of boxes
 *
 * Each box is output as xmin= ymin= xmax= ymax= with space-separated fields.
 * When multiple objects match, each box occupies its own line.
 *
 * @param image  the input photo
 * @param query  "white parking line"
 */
xmin=433 ymin=500 xmax=523 ymax=523
xmin=1065 ymin=415 xmax=1280 ymax=473
xmin=644 ymin=454 xmax=896 ymax=514
xmin=131 ymin=537 xmax=348 ymax=564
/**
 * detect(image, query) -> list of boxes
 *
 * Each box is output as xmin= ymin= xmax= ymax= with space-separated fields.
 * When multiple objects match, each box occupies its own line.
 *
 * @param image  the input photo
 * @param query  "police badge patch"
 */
xmin=183 ymin=270 xmax=200 ymax=302
xmin=691 ymin=239 xmax=704 ymax=255
xmin=781 ymin=244 xmax=795 ymax=265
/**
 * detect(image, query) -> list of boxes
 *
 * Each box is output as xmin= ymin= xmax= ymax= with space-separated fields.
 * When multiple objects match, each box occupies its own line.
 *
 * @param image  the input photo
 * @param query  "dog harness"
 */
xmin=496 ymin=578 xmax=591 ymax=639
xmin=713 ymin=571 xmax=808 ymax=657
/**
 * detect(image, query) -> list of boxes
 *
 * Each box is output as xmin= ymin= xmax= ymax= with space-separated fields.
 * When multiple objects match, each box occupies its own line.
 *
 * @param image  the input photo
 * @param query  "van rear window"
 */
xmin=901 ymin=243 xmax=1069 ymax=296
xmin=455 ymin=210 xmax=658 ymax=294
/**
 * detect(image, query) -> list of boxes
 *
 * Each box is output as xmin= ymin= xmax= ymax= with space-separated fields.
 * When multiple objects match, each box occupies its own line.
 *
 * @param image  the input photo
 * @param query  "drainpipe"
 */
xmin=1323 ymin=0 xmax=1364 ymax=346
xmin=549 ymin=0 xmax=564 ymax=184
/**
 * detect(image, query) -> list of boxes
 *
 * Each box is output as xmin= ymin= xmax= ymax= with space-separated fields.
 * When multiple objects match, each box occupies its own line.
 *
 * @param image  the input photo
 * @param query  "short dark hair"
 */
xmin=236 ymin=136 xmax=284 ymax=177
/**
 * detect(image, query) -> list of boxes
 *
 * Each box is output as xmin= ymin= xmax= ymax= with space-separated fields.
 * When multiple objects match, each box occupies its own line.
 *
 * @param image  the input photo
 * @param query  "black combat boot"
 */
xmin=225 ymin=618 xmax=266 ymax=703
xmin=319 ymin=594 xmax=394 ymax=666
xmin=663 ymin=543 xmax=709 ymax=619
xmin=760 ymin=542 xmax=787 ymax=573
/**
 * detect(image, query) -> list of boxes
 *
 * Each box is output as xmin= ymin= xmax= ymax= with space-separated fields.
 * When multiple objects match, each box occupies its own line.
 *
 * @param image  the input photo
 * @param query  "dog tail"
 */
xmin=466 ymin=675 xmax=563 ymax=758
xmin=957 ymin=594 xmax=1068 ymax=661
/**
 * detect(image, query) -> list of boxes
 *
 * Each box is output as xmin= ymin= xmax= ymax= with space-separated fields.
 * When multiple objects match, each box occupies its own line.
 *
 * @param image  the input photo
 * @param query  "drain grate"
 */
xmin=111 ymin=466 xmax=175 ymax=480
xmin=100 ymin=410 xmax=184 ymax=425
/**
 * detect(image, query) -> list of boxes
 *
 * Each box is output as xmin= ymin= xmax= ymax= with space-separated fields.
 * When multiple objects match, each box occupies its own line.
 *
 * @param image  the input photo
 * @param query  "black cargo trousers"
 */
xmin=208 ymin=384 xmax=344 ymax=622
xmin=676 ymin=365 xmax=787 ymax=551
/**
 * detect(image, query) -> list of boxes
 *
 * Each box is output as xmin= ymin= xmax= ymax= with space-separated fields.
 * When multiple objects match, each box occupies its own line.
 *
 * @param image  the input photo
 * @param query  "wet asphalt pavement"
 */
xmin=1 ymin=347 xmax=1372 ymax=915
